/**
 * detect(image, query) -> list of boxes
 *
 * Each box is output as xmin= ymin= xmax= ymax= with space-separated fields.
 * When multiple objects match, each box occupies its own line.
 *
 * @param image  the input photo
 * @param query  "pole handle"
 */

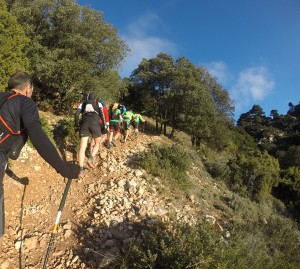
xmin=58 ymin=178 xmax=72 ymax=212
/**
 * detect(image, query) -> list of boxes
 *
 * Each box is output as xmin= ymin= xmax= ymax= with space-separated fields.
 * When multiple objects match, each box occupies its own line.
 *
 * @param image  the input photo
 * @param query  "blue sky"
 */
xmin=77 ymin=0 xmax=300 ymax=119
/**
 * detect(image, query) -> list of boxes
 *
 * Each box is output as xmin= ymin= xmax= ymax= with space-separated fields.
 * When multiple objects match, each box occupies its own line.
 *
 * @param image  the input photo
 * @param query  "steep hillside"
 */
xmin=0 ymin=113 xmax=226 ymax=268
xmin=1 ymin=113 xmax=296 ymax=268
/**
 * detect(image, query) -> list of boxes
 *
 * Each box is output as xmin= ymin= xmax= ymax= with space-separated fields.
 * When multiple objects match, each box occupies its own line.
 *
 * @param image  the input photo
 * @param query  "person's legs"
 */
xmin=108 ymin=130 xmax=114 ymax=143
xmin=78 ymin=136 xmax=89 ymax=175
xmin=100 ymin=133 xmax=108 ymax=145
xmin=87 ymin=138 xmax=96 ymax=169
xmin=128 ymin=124 xmax=133 ymax=140
xmin=87 ymin=136 xmax=101 ymax=168
xmin=114 ymin=131 xmax=121 ymax=143
xmin=109 ymin=122 xmax=119 ymax=145
xmin=90 ymin=136 xmax=101 ymax=157
xmin=86 ymin=123 xmax=102 ymax=168
xmin=90 ymin=138 xmax=95 ymax=156
xmin=111 ymin=122 xmax=121 ymax=146
xmin=100 ymin=125 xmax=108 ymax=145
xmin=135 ymin=122 xmax=139 ymax=133
xmin=123 ymin=121 xmax=130 ymax=143
xmin=131 ymin=122 xmax=139 ymax=139
xmin=124 ymin=129 xmax=129 ymax=142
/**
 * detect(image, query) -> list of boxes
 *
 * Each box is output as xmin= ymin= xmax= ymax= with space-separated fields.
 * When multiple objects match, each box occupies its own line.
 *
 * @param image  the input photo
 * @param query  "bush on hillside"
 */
xmin=226 ymin=150 xmax=280 ymax=202
xmin=220 ymin=215 xmax=300 ymax=269
xmin=118 ymin=220 xmax=223 ymax=269
xmin=27 ymin=116 xmax=55 ymax=147
xmin=40 ymin=116 xmax=56 ymax=144
xmin=117 ymin=215 xmax=300 ymax=269
xmin=138 ymin=143 xmax=192 ymax=191
xmin=273 ymin=166 xmax=300 ymax=219
xmin=276 ymin=145 xmax=300 ymax=169
xmin=53 ymin=118 xmax=80 ymax=152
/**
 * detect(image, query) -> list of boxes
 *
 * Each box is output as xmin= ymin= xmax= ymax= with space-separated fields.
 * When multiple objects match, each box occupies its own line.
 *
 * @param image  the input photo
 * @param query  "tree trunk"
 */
xmin=191 ymin=135 xmax=195 ymax=146
xmin=162 ymin=108 xmax=167 ymax=135
xmin=170 ymin=104 xmax=176 ymax=137
xmin=191 ymin=135 xmax=201 ymax=147
xmin=196 ymin=137 xmax=201 ymax=147
xmin=163 ymin=122 xmax=167 ymax=135
xmin=170 ymin=125 xmax=175 ymax=137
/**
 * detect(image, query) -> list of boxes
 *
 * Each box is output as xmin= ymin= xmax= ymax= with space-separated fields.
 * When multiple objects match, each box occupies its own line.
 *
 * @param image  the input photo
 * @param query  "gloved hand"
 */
xmin=60 ymin=163 xmax=80 ymax=179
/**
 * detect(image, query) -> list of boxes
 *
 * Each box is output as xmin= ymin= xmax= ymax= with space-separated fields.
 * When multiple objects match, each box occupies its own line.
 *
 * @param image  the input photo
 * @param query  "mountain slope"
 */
xmin=0 ymin=121 xmax=219 ymax=268
xmin=1 ymin=113 xmax=296 ymax=268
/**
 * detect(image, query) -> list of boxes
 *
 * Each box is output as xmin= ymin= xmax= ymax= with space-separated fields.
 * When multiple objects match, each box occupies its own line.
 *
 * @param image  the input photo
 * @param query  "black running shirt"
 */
xmin=0 ymin=92 xmax=72 ymax=177
xmin=0 ymin=92 xmax=39 ymax=132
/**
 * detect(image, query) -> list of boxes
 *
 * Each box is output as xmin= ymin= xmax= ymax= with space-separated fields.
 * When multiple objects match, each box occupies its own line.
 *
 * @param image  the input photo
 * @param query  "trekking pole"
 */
xmin=43 ymin=177 xmax=72 ymax=269
xmin=106 ymin=141 xmax=110 ymax=174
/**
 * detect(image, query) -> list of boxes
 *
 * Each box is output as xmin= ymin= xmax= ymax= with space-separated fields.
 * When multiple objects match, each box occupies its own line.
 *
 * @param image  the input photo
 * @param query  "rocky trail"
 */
xmin=0 ymin=130 xmax=197 ymax=269
xmin=0 ymin=120 xmax=227 ymax=269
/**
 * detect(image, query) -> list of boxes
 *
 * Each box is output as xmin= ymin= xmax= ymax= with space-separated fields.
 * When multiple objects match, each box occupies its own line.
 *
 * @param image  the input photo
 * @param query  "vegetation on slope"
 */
xmin=1 ymin=0 xmax=300 ymax=267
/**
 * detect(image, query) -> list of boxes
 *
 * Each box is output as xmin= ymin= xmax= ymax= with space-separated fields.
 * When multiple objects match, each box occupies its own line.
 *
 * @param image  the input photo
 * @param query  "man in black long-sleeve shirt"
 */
xmin=0 ymin=71 xmax=80 ymax=253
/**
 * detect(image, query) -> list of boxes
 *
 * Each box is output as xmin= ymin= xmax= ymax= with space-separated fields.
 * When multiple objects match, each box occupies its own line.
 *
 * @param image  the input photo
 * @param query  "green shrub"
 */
xmin=40 ymin=116 xmax=55 ymax=144
xmin=53 ymin=118 xmax=79 ymax=151
xmin=117 ymin=216 xmax=300 ymax=269
xmin=277 ymin=145 xmax=300 ymax=169
xmin=138 ymin=143 xmax=192 ymax=191
xmin=27 ymin=115 xmax=55 ymax=147
xmin=226 ymin=150 xmax=280 ymax=201
xmin=26 ymin=117 xmax=79 ymax=160
xmin=222 ymin=215 xmax=300 ymax=269
xmin=273 ymin=166 xmax=300 ymax=219
xmin=204 ymin=160 xmax=230 ymax=181
xmin=118 ymin=220 xmax=223 ymax=269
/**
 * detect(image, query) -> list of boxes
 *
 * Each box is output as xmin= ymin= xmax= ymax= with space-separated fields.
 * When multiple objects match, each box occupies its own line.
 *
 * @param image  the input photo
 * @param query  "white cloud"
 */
xmin=119 ymin=12 xmax=177 ymax=77
xmin=230 ymin=66 xmax=275 ymax=112
xmin=126 ymin=12 xmax=161 ymax=38
xmin=204 ymin=61 xmax=231 ymax=85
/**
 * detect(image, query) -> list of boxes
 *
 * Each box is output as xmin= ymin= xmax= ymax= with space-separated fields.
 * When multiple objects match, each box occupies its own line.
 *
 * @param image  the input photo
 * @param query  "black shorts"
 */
xmin=132 ymin=122 xmax=139 ymax=129
xmin=79 ymin=121 xmax=102 ymax=138
xmin=109 ymin=121 xmax=120 ymax=133
xmin=124 ymin=120 xmax=131 ymax=130
xmin=100 ymin=123 xmax=108 ymax=134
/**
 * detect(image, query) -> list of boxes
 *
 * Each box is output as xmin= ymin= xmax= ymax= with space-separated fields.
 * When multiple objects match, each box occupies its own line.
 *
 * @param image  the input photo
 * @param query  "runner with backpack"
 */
xmin=118 ymin=104 xmax=126 ymax=115
xmin=108 ymin=103 xmax=122 ymax=148
xmin=74 ymin=92 xmax=106 ymax=177
xmin=89 ymin=98 xmax=110 ymax=153
xmin=122 ymin=109 xmax=133 ymax=143
xmin=131 ymin=113 xmax=145 ymax=139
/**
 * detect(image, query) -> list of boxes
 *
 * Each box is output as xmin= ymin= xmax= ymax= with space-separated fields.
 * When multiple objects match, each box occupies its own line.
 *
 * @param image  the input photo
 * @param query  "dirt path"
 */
xmin=0 ymin=130 xmax=146 ymax=269
xmin=0 ymin=131 xmax=170 ymax=268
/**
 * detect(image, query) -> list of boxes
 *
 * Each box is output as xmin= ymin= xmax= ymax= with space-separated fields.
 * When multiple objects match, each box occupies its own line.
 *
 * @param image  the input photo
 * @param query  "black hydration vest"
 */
xmin=81 ymin=99 xmax=100 ymax=123
xmin=81 ymin=99 xmax=99 ymax=114
xmin=0 ymin=93 xmax=28 ymax=159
